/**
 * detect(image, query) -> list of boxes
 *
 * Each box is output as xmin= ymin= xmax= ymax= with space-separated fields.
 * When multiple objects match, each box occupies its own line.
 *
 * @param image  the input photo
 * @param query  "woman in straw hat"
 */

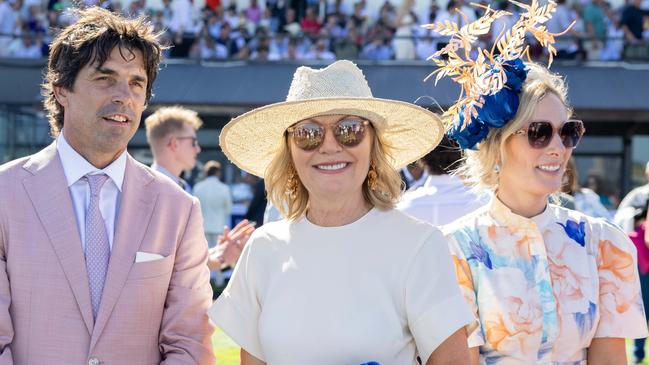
xmin=210 ymin=60 xmax=474 ymax=364
xmin=426 ymin=1 xmax=648 ymax=363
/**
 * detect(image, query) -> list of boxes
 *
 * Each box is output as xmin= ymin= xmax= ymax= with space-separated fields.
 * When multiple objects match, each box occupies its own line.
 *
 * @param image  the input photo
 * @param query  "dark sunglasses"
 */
xmin=286 ymin=118 xmax=370 ymax=151
xmin=513 ymin=120 xmax=585 ymax=149
xmin=176 ymin=136 xmax=199 ymax=147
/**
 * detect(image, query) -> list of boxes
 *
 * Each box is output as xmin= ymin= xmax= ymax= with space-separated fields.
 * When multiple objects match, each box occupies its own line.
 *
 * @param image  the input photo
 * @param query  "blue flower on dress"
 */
xmin=467 ymin=239 xmax=493 ymax=269
xmin=574 ymin=301 xmax=597 ymax=337
xmin=447 ymin=59 xmax=529 ymax=150
xmin=557 ymin=219 xmax=586 ymax=247
xmin=360 ymin=362 xmax=380 ymax=365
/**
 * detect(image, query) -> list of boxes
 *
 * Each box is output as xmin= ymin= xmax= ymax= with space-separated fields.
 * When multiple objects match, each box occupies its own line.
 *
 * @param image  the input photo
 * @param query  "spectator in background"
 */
xmin=615 ymin=161 xmax=649 ymax=233
xmin=284 ymin=36 xmax=303 ymax=59
xmin=630 ymin=201 xmax=649 ymax=364
xmin=621 ymin=0 xmax=646 ymax=43
xmin=215 ymin=21 xmax=239 ymax=57
xmin=393 ymin=0 xmax=416 ymax=60
xmin=360 ymin=35 xmax=393 ymax=59
xmin=0 ymin=0 xmax=22 ymax=57
xmin=582 ymin=0 xmax=607 ymax=60
xmin=304 ymin=38 xmax=335 ymax=59
xmin=224 ymin=3 xmax=238 ymax=28
xmin=350 ymin=1 xmax=367 ymax=32
xmin=267 ymin=0 xmax=287 ymax=32
xmin=145 ymin=106 xmax=202 ymax=193
xmin=333 ymin=30 xmax=360 ymax=59
xmin=415 ymin=32 xmax=436 ymax=60
xmin=243 ymin=178 xmax=266 ymax=226
xmin=600 ymin=0 xmax=624 ymax=61
xmin=397 ymin=135 xmax=488 ymax=225
xmin=620 ymin=0 xmax=648 ymax=59
xmin=193 ymin=31 xmax=228 ymax=60
xmin=283 ymin=7 xmax=301 ymax=36
xmin=326 ymin=0 xmax=350 ymax=17
xmin=300 ymin=6 xmax=321 ymax=37
xmin=547 ymin=0 xmax=581 ymax=59
xmin=563 ymin=157 xmax=612 ymax=220
xmin=8 ymin=29 xmax=43 ymax=58
xmin=244 ymin=0 xmax=261 ymax=25
xmin=194 ymin=160 xmax=232 ymax=248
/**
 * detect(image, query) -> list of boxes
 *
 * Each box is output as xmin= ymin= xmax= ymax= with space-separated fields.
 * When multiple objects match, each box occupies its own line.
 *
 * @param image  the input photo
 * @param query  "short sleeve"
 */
xmin=445 ymin=229 xmax=484 ymax=348
xmin=406 ymin=228 xmax=475 ymax=362
xmin=594 ymin=221 xmax=649 ymax=339
xmin=209 ymin=234 xmax=265 ymax=361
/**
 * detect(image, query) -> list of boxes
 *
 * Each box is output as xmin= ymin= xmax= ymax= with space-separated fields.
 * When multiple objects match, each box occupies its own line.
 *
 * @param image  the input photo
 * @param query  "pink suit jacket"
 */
xmin=0 ymin=143 xmax=215 ymax=364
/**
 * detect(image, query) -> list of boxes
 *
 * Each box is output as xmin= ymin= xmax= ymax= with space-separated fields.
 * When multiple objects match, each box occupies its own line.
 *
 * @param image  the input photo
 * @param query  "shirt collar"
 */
xmin=56 ymin=131 xmax=127 ymax=191
xmin=423 ymin=174 xmax=458 ymax=188
xmin=151 ymin=163 xmax=185 ymax=185
xmin=488 ymin=195 xmax=553 ymax=231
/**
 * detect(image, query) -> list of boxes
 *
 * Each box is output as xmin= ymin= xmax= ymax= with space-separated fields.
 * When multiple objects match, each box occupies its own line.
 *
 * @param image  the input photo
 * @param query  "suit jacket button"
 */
xmin=88 ymin=357 xmax=100 ymax=365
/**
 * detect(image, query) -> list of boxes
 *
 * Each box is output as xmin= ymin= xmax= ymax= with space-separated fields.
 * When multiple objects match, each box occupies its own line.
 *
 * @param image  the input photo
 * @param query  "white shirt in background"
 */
xmin=193 ymin=176 xmax=232 ymax=235
xmin=397 ymin=174 xmax=489 ymax=226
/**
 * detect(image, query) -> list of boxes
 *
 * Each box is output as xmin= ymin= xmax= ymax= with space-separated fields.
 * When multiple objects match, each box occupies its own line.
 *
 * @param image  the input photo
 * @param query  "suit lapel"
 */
xmin=90 ymin=155 xmax=157 ymax=349
xmin=22 ymin=143 xmax=95 ymax=335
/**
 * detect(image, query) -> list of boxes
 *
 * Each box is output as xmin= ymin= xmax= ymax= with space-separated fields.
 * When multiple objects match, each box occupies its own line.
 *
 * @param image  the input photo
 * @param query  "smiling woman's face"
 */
xmin=499 ymin=93 xmax=573 ymax=204
xmin=289 ymin=114 xmax=372 ymax=204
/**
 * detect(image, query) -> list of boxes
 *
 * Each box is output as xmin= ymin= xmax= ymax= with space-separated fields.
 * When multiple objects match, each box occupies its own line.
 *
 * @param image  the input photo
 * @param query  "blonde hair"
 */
xmin=455 ymin=63 xmax=572 ymax=191
xmin=265 ymin=124 xmax=403 ymax=221
xmin=145 ymin=106 xmax=203 ymax=147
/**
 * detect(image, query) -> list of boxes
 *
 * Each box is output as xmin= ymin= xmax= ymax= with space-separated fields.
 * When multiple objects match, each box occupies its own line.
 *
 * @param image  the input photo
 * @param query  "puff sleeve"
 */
xmin=593 ymin=221 xmax=649 ymax=339
xmin=406 ymin=228 xmax=475 ymax=362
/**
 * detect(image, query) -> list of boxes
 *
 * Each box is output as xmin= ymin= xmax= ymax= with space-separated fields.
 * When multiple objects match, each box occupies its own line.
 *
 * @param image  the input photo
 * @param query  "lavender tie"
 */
xmin=84 ymin=174 xmax=111 ymax=320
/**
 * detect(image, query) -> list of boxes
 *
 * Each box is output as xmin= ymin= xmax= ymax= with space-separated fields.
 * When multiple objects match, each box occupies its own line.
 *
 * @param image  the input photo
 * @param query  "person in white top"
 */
xmin=211 ymin=60 xmax=474 ymax=365
xmin=615 ymin=161 xmax=649 ymax=233
xmin=398 ymin=136 xmax=488 ymax=226
xmin=193 ymin=160 xmax=232 ymax=246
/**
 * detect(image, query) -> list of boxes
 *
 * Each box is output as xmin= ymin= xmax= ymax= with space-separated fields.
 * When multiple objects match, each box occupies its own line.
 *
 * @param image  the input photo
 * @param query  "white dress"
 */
xmin=211 ymin=208 xmax=473 ymax=364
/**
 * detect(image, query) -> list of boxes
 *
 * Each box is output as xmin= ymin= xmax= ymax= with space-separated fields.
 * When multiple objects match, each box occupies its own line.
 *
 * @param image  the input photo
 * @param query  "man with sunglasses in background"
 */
xmin=145 ymin=105 xmax=202 ymax=193
xmin=145 ymin=106 xmax=256 ymax=282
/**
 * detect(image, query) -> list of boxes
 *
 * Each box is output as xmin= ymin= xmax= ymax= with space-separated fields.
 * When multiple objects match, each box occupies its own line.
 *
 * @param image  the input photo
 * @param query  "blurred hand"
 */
xmin=207 ymin=219 xmax=256 ymax=272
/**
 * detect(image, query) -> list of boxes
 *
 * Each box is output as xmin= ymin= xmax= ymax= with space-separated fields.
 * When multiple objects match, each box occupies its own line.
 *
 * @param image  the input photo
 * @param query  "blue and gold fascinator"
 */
xmin=423 ymin=0 xmax=573 ymax=150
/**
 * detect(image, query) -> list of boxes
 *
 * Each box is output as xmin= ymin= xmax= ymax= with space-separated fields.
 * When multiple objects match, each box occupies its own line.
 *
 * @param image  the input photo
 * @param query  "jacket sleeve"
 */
xmin=0 ymin=201 xmax=14 ymax=364
xmin=159 ymin=198 xmax=215 ymax=364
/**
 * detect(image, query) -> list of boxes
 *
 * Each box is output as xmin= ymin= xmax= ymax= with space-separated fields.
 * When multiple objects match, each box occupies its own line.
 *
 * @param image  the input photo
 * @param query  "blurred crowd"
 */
xmin=1 ymin=0 xmax=648 ymax=61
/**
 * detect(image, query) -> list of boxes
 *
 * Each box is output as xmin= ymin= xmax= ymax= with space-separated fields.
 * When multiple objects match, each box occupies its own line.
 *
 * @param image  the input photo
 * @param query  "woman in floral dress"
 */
xmin=443 ymin=62 xmax=648 ymax=364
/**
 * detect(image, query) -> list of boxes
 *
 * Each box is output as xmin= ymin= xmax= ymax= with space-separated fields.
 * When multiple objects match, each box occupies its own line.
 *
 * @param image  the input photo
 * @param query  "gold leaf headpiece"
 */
xmin=423 ymin=0 xmax=574 ymax=131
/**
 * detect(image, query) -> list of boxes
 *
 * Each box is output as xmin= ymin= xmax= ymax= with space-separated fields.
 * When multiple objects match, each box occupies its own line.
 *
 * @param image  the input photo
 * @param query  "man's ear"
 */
xmin=53 ymin=85 xmax=69 ymax=108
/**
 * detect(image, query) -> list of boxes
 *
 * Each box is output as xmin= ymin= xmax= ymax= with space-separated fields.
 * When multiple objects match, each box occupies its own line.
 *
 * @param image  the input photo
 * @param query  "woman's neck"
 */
xmin=495 ymin=184 xmax=548 ymax=218
xmin=306 ymin=193 xmax=372 ymax=227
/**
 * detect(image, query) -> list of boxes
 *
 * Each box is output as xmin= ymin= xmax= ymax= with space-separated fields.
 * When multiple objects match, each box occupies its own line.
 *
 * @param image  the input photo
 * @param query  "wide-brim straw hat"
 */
xmin=220 ymin=60 xmax=444 ymax=178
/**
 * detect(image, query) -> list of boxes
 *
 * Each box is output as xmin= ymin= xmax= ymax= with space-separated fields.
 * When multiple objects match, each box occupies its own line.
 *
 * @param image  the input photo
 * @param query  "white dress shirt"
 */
xmin=397 ymin=175 xmax=489 ymax=226
xmin=56 ymin=132 xmax=126 ymax=250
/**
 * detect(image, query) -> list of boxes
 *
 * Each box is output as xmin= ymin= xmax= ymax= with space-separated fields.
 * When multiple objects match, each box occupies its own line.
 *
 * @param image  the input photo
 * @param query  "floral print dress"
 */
xmin=443 ymin=197 xmax=648 ymax=364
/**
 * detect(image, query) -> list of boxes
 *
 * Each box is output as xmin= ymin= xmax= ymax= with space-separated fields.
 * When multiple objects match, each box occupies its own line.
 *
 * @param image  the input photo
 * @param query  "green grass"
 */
xmin=213 ymin=327 xmax=239 ymax=365
xmin=213 ymin=328 xmax=645 ymax=364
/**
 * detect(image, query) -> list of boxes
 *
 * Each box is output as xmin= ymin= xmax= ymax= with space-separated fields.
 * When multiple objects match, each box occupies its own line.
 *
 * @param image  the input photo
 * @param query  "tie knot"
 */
xmin=86 ymin=174 xmax=109 ymax=196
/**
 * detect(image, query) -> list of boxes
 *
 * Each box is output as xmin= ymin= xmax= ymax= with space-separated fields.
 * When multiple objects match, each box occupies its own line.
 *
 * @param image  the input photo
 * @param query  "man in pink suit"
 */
xmin=0 ymin=7 xmax=215 ymax=364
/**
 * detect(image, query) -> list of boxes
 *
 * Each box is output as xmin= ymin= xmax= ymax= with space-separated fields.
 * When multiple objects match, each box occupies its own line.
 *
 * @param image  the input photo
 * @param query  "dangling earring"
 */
xmin=285 ymin=165 xmax=299 ymax=199
xmin=494 ymin=163 xmax=501 ymax=174
xmin=367 ymin=161 xmax=378 ymax=191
